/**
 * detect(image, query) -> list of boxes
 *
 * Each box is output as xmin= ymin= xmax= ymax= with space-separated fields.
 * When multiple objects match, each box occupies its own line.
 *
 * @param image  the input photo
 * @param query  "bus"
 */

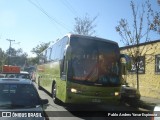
xmin=36 ymin=34 xmax=130 ymax=104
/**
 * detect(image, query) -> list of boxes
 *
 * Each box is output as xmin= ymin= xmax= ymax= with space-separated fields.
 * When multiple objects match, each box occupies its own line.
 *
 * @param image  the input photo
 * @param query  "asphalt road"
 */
xmin=34 ymin=82 xmax=152 ymax=120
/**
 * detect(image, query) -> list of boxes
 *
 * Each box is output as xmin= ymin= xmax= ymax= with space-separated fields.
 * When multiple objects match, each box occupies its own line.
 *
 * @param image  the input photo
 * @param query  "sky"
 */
xmin=0 ymin=0 xmax=159 ymax=57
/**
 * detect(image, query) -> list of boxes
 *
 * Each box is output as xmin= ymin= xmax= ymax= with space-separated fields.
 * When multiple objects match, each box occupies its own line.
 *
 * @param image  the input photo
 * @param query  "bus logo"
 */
xmin=2 ymin=112 xmax=11 ymax=117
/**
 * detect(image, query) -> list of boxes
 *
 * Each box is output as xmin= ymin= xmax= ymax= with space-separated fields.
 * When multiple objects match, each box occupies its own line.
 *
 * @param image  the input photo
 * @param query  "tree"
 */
xmin=149 ymin=1 xmax=160 ymax=34
xmin=0 ymin=48 xmax=7 ymax=72
xmin=74 ymin=14 xmax=98 ymax=36
xmin=6 ymin=48 xmax=28 ymax=67
xmin=30 ymin=42 xmax=50 ymax=64
xmin=157 ymin=0 xmax=160 ymax=6
xmin=31 ymin=42 xmax=50 ymax=56
xmin=115 ymin=0 xmax=160 ymax=90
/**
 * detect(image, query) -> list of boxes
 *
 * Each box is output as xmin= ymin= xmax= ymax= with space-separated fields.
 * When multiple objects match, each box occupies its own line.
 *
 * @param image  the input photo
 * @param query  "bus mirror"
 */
xmin=121 ymin=63 xmax=127 ymax=75
xmin=120 ymin=54 xmax=131 ymax=72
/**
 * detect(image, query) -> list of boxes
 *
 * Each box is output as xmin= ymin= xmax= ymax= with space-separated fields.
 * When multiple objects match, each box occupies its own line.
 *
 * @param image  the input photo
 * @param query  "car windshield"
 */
xmin=0 ymin=84 xmax=40 ymax=109
xmin=68 ymin=37 xmax=120 ymax=86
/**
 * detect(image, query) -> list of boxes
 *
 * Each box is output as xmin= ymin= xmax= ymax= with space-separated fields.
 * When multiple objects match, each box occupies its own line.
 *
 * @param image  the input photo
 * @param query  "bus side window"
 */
xmin=60 ymin=37 xmax=69 ymax=80
xmin=60 ymin=56 xmax=66 ymax=80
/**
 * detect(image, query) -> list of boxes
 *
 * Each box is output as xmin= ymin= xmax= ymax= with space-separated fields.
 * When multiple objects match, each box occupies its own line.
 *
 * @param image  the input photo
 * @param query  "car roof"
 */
xmin=2 ymin=71 xmax=29 ymax=74
xmin=0 ymin=78 xmax=33 ymax=84
xmin=20 ymin=71 xmax=29 ymax=74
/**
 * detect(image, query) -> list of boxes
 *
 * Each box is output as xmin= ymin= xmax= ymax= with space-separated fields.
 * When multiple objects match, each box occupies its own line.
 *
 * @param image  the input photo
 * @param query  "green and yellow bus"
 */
xmin=36 ymin=34 xmax=130 ymax=104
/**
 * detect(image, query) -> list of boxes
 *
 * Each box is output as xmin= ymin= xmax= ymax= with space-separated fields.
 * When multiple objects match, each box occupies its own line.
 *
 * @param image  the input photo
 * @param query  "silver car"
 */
xmin=0 ymin=78 xmax=48 ymax=120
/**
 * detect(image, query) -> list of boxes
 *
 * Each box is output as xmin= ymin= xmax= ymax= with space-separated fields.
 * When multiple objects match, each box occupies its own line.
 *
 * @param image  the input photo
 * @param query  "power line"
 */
xmin=28 ymin=0 xmax=72 ymax=33
xmin=28 ymin=0 xmax=62 ymax=32
xmin=60 ymin=0 xmax=79 ymax=17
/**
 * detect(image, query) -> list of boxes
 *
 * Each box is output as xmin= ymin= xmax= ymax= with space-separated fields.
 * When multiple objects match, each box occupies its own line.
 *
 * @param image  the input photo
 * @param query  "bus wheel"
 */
xmin=52 ymin=84 xmax=59 ymax=104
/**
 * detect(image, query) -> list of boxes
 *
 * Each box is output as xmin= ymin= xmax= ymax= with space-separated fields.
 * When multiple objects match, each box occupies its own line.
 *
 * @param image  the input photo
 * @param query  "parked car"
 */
xmin=0 ymin=78 xmax=48 ymax=120
xmin=120 ymin=85 xmax=141 ymax=107
xmin=152 ymin=105 xmax=160 ymax=120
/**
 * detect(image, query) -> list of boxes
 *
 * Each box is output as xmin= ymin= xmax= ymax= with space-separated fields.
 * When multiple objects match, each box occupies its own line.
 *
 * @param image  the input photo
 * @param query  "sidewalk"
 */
xmin=140 ymin=96 xmax=160 ymax=105
xmin=139 ymin=96 xmax=160 ymax=110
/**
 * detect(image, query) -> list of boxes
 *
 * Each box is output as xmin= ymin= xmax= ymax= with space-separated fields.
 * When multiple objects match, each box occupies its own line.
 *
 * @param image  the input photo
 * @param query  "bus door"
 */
xmin=58 ymin=45 xmax=70 ymax=101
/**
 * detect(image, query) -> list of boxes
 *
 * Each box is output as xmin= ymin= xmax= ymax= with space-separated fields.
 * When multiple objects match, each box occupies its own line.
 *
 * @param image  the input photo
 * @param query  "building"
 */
xmin=120 ymin=40 xmax=160 ymax=99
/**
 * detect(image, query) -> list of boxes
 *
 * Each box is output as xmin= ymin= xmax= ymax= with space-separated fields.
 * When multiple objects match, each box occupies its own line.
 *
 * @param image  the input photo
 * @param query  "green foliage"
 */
xmin=31 ymin=42 xmax=50 ymax=56
xmin=27 ymin=57 xmax=39 ymax=66
xmin=7 ymin=47 xmax=28 ymax=66
xmin=30 ymin=42 xmax=50 ymax=65
xmin=0 ymin=41 xmax=50 ymax=71
xmin=0 ymin=48 xmax=7 ymax=72
xmin=0 ymin=47 xmax=28 ymax=72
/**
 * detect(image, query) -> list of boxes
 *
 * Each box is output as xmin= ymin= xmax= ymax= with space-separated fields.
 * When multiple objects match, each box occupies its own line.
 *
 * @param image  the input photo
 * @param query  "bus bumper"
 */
xmin=65 ymin=93 xmax=120 ymax=105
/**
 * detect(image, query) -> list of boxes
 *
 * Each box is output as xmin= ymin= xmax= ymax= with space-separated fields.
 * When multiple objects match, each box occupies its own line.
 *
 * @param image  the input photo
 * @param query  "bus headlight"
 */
xmin=114 ymin=92 xmax=119 ymax=96
xmin=71 ymin=88 xmax=77 ymax=93
xmin=69 ymin=88 xmax=82 ymax=94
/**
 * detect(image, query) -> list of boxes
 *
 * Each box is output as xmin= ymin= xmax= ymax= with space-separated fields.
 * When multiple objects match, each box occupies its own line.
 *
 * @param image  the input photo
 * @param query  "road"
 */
xmin=34 ymin=83 xmax=152 ymax=120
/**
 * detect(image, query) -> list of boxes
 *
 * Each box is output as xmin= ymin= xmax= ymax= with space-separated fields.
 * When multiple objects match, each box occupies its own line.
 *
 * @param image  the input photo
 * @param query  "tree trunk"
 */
xmin=136 ymin=61 xmax=139 ymax=91
xmin=136 ymin=67 xmax=139 ymax=90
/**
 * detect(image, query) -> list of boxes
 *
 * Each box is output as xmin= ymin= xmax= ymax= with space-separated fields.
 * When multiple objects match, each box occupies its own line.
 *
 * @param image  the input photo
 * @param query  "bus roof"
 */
xmin=41 ymin=33 xmax=119 ymax=55
xmin=65 ymin=33 xmax=118 ymax=45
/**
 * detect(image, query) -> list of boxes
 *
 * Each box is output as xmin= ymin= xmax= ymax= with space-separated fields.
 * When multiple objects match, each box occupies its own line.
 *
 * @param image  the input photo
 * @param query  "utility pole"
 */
xmin=6 ymin=39 xmax=15 ymax=65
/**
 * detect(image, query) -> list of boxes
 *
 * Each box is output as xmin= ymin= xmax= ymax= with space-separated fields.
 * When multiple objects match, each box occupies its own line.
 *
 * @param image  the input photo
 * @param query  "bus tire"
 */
xmin=52 ymin=83 xmax=60 ymax=104
xmin=125 ymin=98 xmax=139 ymax=109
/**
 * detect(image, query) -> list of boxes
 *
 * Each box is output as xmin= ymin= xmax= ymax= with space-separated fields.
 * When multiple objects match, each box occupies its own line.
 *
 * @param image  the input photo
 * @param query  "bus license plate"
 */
xmin=129 ymin=95 xmax=135 ymax=98
xmin=92 ymin=99 xmax=101 ymax=103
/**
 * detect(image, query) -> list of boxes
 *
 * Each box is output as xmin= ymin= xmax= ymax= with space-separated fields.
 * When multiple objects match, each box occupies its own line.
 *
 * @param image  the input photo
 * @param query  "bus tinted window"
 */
xmin=46 ymin=47 xmax=51 ymax=62
xmin=69 ymin=37 xmax=120 ymax=86
xmin=50 ymin=37 xmax=68 ymax=61
xmin=50 ymin=44 xmax=55 ymax=61
xmin=60 ymin=37 xmax=68 ymax=59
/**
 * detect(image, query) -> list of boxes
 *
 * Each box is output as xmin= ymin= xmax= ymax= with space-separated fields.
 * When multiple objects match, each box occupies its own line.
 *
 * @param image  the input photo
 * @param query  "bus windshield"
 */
xmin=69 ymin=37 xmax=120 ymax=86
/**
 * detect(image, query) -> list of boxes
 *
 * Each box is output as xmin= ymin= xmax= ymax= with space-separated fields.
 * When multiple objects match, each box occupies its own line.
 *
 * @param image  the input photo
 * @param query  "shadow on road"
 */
xmin=38 ymin=85 xmax=154 ymax=120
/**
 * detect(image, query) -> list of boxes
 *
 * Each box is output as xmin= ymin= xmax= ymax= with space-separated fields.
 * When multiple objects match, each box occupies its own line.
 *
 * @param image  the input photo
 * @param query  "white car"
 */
xmin=5 ymin=71 xmax=31 ymax=80
xmin=152 ymin=105 xmax=160 ymax=120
